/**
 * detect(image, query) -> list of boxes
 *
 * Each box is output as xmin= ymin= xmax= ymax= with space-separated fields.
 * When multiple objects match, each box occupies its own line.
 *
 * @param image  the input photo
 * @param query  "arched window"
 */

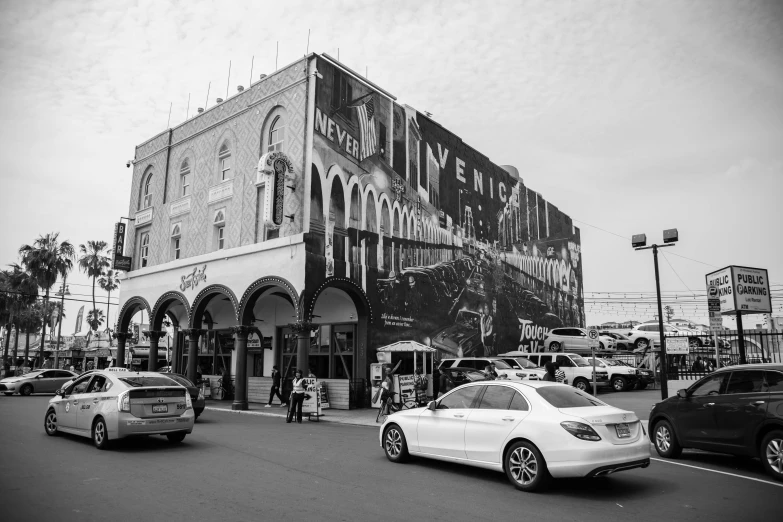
xmin=141 ymin=173 xmax=153 ymax=209
xmin=180 ymin=159 xmax=191 ymax=197
xmin=140 ymin=233 xmax=150 ymax=268
xmin=268 ymin=116 xmax=285 ymax=152
xmin=218 ymin=142 xmax=231 ymax=181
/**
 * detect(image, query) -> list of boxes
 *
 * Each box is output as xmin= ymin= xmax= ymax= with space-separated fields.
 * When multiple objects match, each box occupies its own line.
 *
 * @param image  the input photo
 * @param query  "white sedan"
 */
xmin=379 ymin=380 xmax=650 ymax=491
xmin=44 ymin=368 xmax=195 ymax=449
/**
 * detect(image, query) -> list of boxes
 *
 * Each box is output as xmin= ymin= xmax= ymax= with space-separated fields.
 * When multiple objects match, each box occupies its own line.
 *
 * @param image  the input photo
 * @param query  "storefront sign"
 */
xmin=247 ymin=333 xmax=261 ymax=349
xmin=705 ymin=265 xmax=771 ymax=314
xmin=398 ymin=374 xmax=416 ymax=406
xmin=180 ymin=265 xmax=207 ymax=292
xmin=302 ymin=378 xmax=318 ymax=414
xmin=258 ymin=152 xmax=294 ymax=229
xmin=667 ymin=337 xmax=689 ymax=355
xmin=113 ymin=222 xmax=126 ymax=256
xmin=315 ymin=107 xmax=360 ymax=160
xmin=113 ymin=256 xmax=132 ymax=271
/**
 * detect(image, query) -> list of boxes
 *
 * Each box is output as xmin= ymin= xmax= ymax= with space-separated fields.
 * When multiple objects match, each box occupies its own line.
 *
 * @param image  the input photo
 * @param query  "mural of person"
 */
xmin=405 ymin=275 xmax=422 ymax=316
xmin=480 ymin=302 xmax=494 ymax=357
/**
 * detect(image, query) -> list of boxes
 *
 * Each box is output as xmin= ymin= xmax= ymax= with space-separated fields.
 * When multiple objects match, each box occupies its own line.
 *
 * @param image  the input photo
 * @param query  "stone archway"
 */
xmin=150 ymin=291 xmax=191 ymax=373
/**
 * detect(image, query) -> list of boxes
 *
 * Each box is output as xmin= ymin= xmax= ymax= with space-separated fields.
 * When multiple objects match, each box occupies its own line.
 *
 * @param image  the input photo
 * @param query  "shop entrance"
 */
xmin=278 ymin=323 xmax=356 ymax=381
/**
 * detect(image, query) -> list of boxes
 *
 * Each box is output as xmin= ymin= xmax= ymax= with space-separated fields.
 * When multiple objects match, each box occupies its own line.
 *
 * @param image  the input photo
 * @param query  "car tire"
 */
xmin=549 ymin=341 xmax=561 ymax=352
xmin=760 ymin=430 xmax=783 ymax=482
xmin=92 ymin=418 xmax=111 ymax=450
xmin=573 ymin=377 xmax=590 ymax=392
xmin=167 ymin=432 xmax=187 ymax=443
xmin=383 ymin=424 xmax=409 ymax=463
xmin=44 ymin=408 xmax=59 ymax=436
xmin=635 ymin=338 xmax=649 ymax=350
xmin=653 ymin=420 xmax=682 ymax=459
xmin=20 ymin=384 xmax=33 ymax=396
xmin=612 ymin=376 xmax=627 ymax=392
xmin=504 ymin=440 xmax=551 ymax=492
xmin=636 ymin=381 xmax=648 ymax=390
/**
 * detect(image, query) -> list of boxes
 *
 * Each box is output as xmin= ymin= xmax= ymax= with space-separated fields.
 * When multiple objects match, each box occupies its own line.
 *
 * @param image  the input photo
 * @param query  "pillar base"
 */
xmin=231 ymin=400 xmax=248 ymax=411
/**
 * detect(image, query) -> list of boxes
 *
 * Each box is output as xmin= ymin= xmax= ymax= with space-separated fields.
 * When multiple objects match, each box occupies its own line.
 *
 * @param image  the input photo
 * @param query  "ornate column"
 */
xmin=113 ymin=332 xmax=133 ymax=369
xmin=231 ymin=325 xmax=252 ymax=411
xmin=289 ymin=320 xmax=319 ymax=374
xmin=143 ymin=330 xmax=166 ymax=372
xmin=181 ymin=329 xmax=203 ymax=383
xmin=171 ymin=326 xmax=180 ymax=373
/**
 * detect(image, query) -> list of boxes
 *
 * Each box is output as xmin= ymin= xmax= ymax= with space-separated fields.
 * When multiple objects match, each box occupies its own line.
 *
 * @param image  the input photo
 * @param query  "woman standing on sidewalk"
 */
xmin=287 ymin=369 xmax=306 ymax=423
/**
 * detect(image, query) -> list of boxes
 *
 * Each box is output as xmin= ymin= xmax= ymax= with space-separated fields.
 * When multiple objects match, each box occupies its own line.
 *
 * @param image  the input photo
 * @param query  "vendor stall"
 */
xmin=372 ymin=341 xmax=436 ymax=408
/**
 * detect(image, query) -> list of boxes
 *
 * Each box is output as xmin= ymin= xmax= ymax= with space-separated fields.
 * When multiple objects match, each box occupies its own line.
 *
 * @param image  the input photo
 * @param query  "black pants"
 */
xmin=287 ymin=392 xmax=305 ymax=423
xmin=269 ymin=385 xmax=284 ymax=405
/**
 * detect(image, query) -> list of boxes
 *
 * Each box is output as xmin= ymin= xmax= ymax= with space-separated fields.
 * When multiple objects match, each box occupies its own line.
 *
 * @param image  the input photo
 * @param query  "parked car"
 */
xmin=496 ymin=357 xmax=547 ymax=381
xmin=503 ymin=352 xmax=610 ymax=392
xmin=439 ymin=357 xmax=534 ymax=381
xmin=649 ymin=363 xmax=783 ymax=481
xmin=438 ymin=366 xmax=492 ymax=392
xmin=44 ymin=368 xmax=195 ymax=449
xmin=380 ymin=381 xmax=650 ymax=491
xmin=543 ymin=328 xmax=616 ymax=352
xmin=600 ymin=332 xmax=634 ymax=351
xmin=627 ymin=322 xmax=710 ymax=351
xmin=586 ymin=357 xmax=639 ymax=392
xmin=161 ymin=373 xmax=205 ymax=419
xmin=0 ymin=369 xmax=78 ymax=396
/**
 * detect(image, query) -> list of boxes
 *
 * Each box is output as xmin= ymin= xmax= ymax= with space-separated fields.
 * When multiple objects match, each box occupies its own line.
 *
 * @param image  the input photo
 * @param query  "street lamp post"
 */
xmin=54 ymin=277 xmax=70 ymax=370
xmin=633 ymin=229 xmax=678 ymax=401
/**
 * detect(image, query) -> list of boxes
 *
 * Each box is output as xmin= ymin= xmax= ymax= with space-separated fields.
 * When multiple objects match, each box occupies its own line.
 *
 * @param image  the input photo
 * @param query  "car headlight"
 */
xmin=560 ymin=421 xmax=601 ymax=441
xmin=118 ymin=391 xmax=130 ymax=412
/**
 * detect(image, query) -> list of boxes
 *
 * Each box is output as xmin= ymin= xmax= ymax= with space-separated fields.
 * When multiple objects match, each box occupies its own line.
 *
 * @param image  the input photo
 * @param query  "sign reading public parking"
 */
xmin=706 ymin=265 xmax=771 ymax=314
xmin=587 ymin=328 xmax=600 ymax=349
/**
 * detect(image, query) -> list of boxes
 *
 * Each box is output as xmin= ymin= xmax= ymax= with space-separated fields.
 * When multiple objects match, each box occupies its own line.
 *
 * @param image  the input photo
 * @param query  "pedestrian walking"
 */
xmin=542 ymin=362 xmax=557 ymax=382
xmin=267 ymin=365 xmax=286 ymax=407
xmin=286 ymin=369 xmax=306 ymax=423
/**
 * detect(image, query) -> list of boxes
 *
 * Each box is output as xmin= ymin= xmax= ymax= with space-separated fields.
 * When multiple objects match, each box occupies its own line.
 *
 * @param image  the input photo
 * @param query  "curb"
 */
xmin=204 ymin=406 xmax=377 ymax=427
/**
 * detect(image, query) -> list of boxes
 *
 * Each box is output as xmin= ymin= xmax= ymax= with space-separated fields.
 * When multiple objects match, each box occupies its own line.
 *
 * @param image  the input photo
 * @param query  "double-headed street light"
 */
xmin=54 ymin=278 xmax=70 ymax=369
xmin=633 ymin=229 xmax=678 ymax=400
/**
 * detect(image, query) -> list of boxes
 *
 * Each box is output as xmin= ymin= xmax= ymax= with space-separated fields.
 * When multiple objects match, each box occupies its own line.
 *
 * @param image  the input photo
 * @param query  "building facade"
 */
xmin=116 ymin=54 xmax=584 ymax=409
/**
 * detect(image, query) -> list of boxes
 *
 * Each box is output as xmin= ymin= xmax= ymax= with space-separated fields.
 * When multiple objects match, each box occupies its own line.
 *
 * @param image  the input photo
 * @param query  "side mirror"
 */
xmin=677 ymin=389 xmax=688 ymax=399
xmin=55 ymin=389 xmax=65 ymax=397
xmin=427 ymin=401 xmax=437 ymax=411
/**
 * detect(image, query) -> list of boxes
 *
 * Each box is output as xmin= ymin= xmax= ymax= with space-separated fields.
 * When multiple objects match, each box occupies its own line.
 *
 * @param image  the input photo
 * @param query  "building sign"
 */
xmin=301 ymin=377 xmax=318 ymax=414
xmin=113 ymin=256 xmax=132 ymax=271
xmin=314 ymin=107 xmax=361 ymax=160
xmin=113 ymin=222 xmax=126 ymax=256
xmin=705 ymin=265 xmax=771 ymax=314
xmin=258 ymin=152 xmax=293 ymax=228
xmin=74 ymin=305 xmax=84 ymax=334
xmin=180 ymin=265 xmax=207 ymax=292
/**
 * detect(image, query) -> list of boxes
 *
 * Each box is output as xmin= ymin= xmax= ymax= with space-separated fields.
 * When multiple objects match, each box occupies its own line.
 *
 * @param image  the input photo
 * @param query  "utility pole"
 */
xmin=54 ymin=276 xmax=70 ymax=369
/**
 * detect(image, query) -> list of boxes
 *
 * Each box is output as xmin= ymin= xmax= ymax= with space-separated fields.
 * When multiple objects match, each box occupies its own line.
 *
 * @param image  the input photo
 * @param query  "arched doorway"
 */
xmin=150 ymin=291 xmax=190 ymax=373
xmin=188 ymin=285 xmax=239 ymax=381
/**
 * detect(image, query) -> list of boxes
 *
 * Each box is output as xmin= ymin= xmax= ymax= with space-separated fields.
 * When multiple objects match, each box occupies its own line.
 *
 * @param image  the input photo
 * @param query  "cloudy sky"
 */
xmin=1 ymin=0 xmax=781 ymax=329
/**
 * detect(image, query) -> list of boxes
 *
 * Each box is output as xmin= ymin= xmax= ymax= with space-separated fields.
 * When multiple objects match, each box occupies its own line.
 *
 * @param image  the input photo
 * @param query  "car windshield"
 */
xmin=501 ymin=359 xmax=521 ymax=369
xmin=456 ymin=311 xmax=479 ymax=328
xmin=571 ymin=355 xmax=590 ymax=367
xmin=601 ymin=359 xmax=622 ymax=366
xmin=165 ymin=374 xmax=193 ymax=387
xmin=516 ymin=357 xmax=539 ymax=369
xmin=537 ymin=386 xmax=604 ymax=407
xmin=118 ymin=376 xmax=180 ymax=387
xmin=491 ymin=360 xmax=512 ymax=369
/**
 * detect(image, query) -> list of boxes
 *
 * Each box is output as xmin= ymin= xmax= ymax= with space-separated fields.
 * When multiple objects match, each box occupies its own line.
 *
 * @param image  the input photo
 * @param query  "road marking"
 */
xmin=650 ymin=457 xmax=783 ymax=487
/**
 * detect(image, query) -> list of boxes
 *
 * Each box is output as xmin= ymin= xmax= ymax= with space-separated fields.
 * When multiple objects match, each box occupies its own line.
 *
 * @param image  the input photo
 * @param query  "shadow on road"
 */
xmin=664 ymin=450 xmax=767 ymax=477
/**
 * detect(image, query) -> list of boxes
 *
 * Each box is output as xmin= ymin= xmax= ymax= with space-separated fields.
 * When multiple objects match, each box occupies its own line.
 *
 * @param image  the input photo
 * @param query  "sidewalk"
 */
xmin=204 ymin=389 xmax=663 ymax=427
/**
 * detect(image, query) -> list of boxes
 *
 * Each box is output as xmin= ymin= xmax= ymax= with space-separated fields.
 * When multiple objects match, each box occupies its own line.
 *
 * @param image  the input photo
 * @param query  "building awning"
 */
xmin=377 ymin=341 xmax=437 ymax=353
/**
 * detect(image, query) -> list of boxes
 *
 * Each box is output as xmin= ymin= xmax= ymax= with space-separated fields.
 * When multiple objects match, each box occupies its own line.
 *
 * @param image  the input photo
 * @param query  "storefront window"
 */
xmin=281 ymin=324 xmax=355 ymax=380
xmin=332 ymin=325 xmax=354 ymax=380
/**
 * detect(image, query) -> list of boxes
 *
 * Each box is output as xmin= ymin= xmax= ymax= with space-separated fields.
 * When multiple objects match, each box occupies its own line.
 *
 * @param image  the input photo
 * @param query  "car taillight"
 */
xmin=118 ymin=392 xmax=130 ymax=412
xmin=185 ymin=391 xmax=193 ymax=409
xmin=560 ymin=421 xmax=602 ymax=441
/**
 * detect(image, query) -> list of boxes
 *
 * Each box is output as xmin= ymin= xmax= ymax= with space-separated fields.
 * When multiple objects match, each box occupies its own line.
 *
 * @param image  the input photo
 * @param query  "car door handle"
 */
xmin=453 ymin=414 xmax=465 ymax=418
xmin=502 ymin=417 xmax=515 ymax=422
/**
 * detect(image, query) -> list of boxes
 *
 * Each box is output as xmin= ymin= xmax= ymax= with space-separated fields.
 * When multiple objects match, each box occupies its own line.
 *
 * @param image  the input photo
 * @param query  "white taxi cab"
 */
xmin=44 ymin=368 xmax=195 ymax=449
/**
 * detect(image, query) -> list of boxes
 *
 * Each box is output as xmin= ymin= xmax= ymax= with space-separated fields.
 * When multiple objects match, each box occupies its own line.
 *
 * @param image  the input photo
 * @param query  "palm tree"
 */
xmin=18 ymin=302 xmax=44 ymax=369
xmin=87 ymin=309 xmax=105 ymax=330
xmin=98 ymin=269 xmax=120 ymax=332
xmin=2 ymin=265 xmax=38 ymax=367
xmin=0 ymin=269 xmax=12 ymax=366
xmin=19 ymin=233 xmax=75 ymax=367
xmin=78 ymin=241 xmax=110 ymax=331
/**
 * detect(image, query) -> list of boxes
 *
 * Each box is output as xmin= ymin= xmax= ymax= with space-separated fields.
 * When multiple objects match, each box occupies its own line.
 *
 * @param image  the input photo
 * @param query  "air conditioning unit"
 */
xmin=171 ymin=223 xmax=181 ymax=238
xmin=213 ymin=209 xmax=225 ymax=225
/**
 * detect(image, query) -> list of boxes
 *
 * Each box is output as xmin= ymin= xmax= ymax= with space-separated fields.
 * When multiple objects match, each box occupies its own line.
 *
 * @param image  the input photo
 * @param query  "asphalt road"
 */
xmin=1 ymin=395 xmax=781 ymax=522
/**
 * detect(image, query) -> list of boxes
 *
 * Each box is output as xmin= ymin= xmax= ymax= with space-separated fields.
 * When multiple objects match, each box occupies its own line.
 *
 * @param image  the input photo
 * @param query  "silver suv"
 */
xmin=543 ymin=327 xmax=616 ymax=352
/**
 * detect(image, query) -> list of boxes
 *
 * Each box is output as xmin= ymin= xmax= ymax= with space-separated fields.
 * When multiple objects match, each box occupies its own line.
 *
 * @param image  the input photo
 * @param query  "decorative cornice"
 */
xmin=143 ymin=330 xmax=167 ymax=341
xmin=230 ymin=325 xmax=253 ymax=339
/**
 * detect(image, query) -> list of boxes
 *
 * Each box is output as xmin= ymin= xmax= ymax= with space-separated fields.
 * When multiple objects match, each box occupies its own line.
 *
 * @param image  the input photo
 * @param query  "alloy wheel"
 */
xmin=656 ymin=425 xmax=671 ymax=452
xmin=94 ymin=421 xmax=106 ymax=446
xmin=385 ymin=428 xmax=402 ymax=458
xmin=509 ymin=447 xmax=538 ymax=485
xmin=765 ymin=437 xmax=783 ymax=475
xmin=45 ymin=410 xmax=57 ymax=435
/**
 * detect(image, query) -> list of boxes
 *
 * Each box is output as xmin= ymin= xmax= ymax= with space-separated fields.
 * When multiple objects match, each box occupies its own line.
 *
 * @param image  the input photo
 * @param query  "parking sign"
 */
xmin=587 ymin=328 xmax=600 ymax=349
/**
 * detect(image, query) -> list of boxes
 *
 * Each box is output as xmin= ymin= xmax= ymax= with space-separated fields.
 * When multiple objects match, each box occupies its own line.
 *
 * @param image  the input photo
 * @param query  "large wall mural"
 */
xmin=306 ymin=58 xmax=584 ymax=363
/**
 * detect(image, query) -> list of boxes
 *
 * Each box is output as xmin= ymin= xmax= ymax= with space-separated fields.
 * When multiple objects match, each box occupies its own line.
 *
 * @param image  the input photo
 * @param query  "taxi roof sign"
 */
xmin=107 ymin=367 xmax=132 ymax=372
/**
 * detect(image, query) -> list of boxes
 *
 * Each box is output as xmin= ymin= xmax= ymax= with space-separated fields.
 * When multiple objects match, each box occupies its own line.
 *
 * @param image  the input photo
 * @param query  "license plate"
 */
xmin=615 ymin=423 xmax=631 ymax=438
xmin=152 ymin=405 xmax=168 ymax=413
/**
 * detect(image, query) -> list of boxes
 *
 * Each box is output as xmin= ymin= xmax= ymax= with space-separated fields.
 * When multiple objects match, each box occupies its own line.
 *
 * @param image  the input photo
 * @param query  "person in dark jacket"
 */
xmin=267 ymin=365 xmax=286 ymax=407
xmin=542 ymin=362 xmax=557 ymax=382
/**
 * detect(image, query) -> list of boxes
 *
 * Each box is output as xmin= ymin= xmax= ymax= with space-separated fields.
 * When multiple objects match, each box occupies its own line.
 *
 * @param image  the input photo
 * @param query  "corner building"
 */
xmin=117 ymin=54 xmax=585 ymax=410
